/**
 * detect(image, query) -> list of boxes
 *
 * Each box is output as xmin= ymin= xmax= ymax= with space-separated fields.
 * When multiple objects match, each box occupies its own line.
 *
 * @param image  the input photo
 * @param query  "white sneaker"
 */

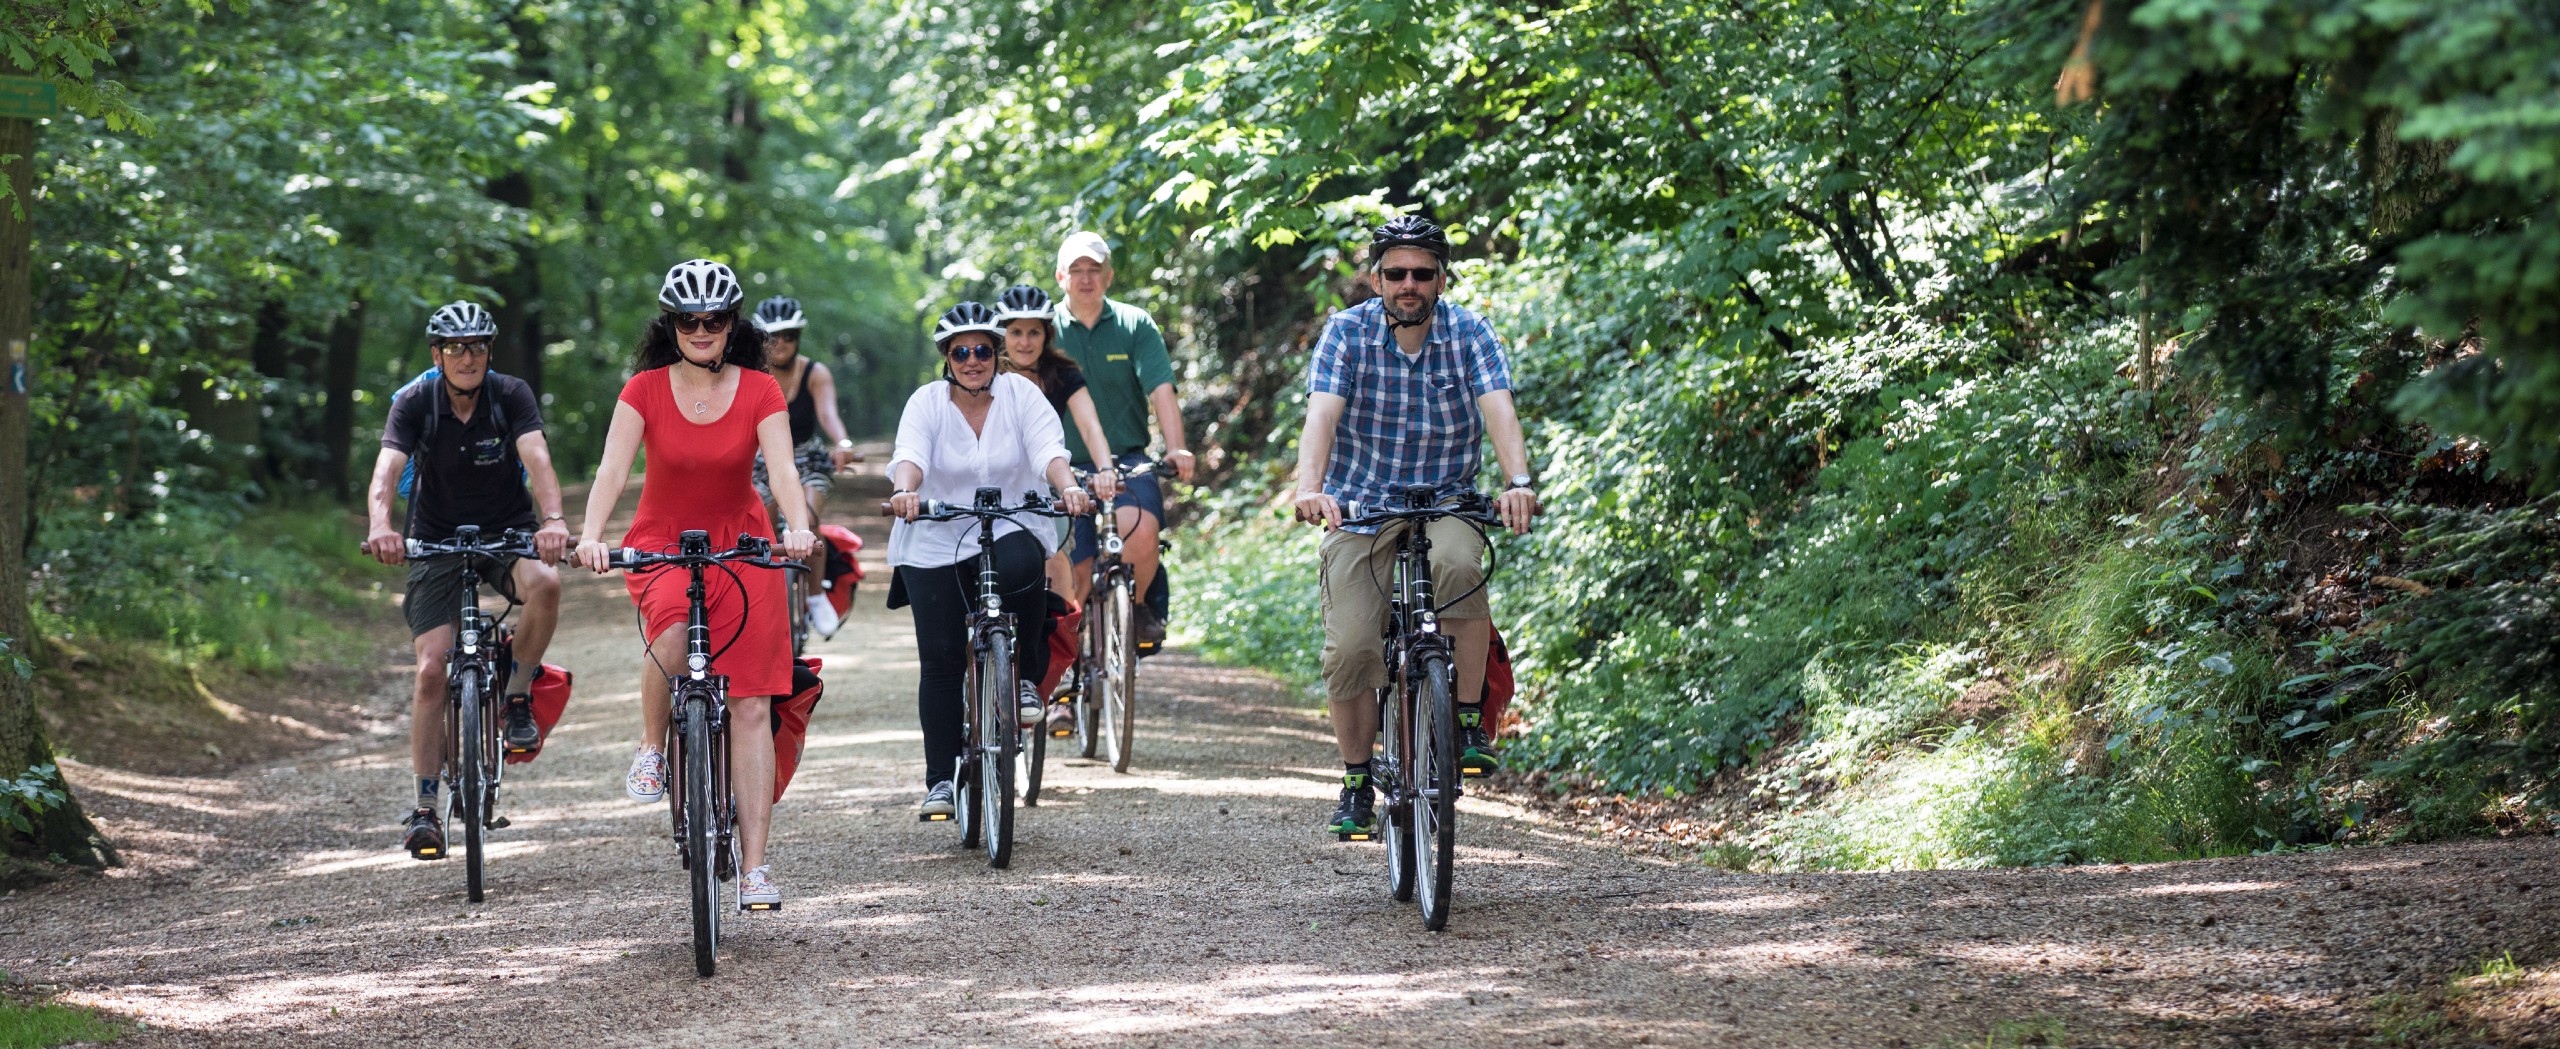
xmin=1017 ymin=681 xmax=1044 ymax=728
xmin=739 ymin=864 xmax=780 ymax=910
xmin=626 ymin=747 xmax=667 ymax=802
xmin=805 ymin=594 xmax=841 ymax=639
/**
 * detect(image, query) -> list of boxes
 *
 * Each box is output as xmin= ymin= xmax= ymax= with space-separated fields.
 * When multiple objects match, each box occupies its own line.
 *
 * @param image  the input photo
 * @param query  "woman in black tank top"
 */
xmin=752 ymin=299 xmax=857 ymax=636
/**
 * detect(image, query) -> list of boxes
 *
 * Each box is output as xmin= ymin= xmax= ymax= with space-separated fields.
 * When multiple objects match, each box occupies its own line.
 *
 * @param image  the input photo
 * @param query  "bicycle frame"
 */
xmin=1368 ymin=516 xmax=1457 ymax=837
xmin=664 ymin=540 xmax=738 ymax=894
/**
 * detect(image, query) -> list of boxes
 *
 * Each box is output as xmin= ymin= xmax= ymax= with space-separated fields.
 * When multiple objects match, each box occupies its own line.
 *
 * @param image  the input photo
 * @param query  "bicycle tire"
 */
xmin=981 ymin=631 xmax=1017 ymax=869
xmin=1414 ymin=653 xmax=1458 ymax=931
xmin=1020 ymin=702 xmax=1046 ymax=806
xmin=956 ymin=652 xmax=981 ymax=850
xmin=457 ymin=668 xmax=487 ymax=903
xmin=682 ymin=694 xmax=720 ymax=977
xmin=787 ymin=563 xmax=810 ymax=657
xmin=1104 ymin=580 xmax=1135 ymax=773
xmin=1379 ymin=682 xmax=1415 ymax=902
xmin=1076 ymin=595 xmax=1101 ymax=760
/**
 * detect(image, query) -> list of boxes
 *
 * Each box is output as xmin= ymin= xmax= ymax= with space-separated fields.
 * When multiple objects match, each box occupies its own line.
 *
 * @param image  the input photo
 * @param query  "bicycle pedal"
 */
xmin=1460 ymin=765 xmax=1487 ymax=777
xmin=410 ymin=845 xmax=443 ymax=860
xmin=919 ymin=812 xmax=951 ymax=823
xmin=1337 ymin=831 xmax=1374 ymax=843
xmin=1048 ymin=727 xmax=1074 ymax=739
xmin=741 ymin=901 xmax=781 ymax=913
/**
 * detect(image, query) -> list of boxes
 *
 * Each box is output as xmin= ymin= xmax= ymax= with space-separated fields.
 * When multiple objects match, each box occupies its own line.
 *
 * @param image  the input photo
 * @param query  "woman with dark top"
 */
xmin=749 ymin=296 xmax=858 ymax=638
xmin=574 ymin=259 xmax=817 ymax=909
xmin=885 ymin=301 xmax=1093 ymax=819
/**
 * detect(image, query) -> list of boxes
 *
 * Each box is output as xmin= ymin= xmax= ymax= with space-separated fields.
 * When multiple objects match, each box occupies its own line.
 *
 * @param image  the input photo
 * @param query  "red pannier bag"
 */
xmin=1479 ymin=626 xmax=1516 ymax=736
xmin=818 ymin=525 xmax=864 ymax=619
xmin=770 ymin=656 xmax=825 ymax=801
xmin=503 ymin=664 xmax=574 ymax=764
xmin=1040 ymin=593 xmax=1081 ymax=699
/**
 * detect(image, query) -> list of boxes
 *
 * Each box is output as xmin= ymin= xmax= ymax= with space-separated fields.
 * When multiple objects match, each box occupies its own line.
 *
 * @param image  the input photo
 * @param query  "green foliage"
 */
xmin=1173 ymin=501 xmax=1324 ymax=693
xmin=27 ymin=503 xmax=369 ymax=673
xmin=0 ymin=764 xmax=69 ymax=837
xmin=0 ymin=1000 xmax=120 ymax=1049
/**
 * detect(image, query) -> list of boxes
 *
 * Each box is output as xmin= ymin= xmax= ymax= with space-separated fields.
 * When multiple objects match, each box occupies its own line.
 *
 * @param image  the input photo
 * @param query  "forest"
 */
xmin=3 ymin=0 xmax=2556 ymax=878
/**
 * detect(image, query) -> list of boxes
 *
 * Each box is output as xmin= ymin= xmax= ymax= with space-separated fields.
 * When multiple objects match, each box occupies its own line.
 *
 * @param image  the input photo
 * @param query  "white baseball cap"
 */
xmin=1056 ymin=231 xmax=1111 ymax=273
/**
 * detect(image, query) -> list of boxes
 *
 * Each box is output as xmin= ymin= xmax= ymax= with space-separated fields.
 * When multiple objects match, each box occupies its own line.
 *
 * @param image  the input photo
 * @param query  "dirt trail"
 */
xmin=5 ymin=482 xmax=2558 ymax=1047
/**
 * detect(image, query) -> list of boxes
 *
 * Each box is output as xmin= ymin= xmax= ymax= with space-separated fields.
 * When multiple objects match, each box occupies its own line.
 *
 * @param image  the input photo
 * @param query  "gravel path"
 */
xmin=5 ymin=501 xmax=2558 ymax=1047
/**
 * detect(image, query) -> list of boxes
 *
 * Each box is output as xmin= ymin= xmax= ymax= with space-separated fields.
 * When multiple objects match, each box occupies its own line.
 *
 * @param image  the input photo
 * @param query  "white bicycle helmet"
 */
xmin=424 ymin=301 xmax=497 ymax=340
xmin=991 ymin=284 xmax=1055 ymax=326
xmin=658 ymin=259 xmax=744 ymax=314
xmin=751 ymin=296 xmax=807 ymax=334
xmin=931 ymin=301 xmax=1005 ymax=349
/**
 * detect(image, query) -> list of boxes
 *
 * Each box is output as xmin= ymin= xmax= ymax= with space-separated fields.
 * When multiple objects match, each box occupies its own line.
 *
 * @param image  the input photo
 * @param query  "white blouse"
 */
xmin=886 ymin=373 xmax=1070 ymax=569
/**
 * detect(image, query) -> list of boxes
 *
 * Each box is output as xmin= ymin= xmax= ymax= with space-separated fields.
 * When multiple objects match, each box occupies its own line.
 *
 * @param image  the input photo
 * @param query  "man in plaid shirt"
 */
xmin=1292 ymin=215 xmax=1539 ymax=838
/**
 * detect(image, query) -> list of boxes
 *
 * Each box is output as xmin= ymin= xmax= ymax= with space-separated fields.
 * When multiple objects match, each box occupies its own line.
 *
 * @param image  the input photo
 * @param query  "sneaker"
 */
xmin=1133 ymin=604 xmax=1166 ymax=647
xmin=1326 ymin=772 xmax=1378 ymax=837
xmin=917 ymin=780 xmax=957 ymax=822
xmin=1045 ymin=700 xmax=1076 ymax=739
xmin=1457 ymin=708 xmax=1501 ymax=778
xmin=402 ymin=807 xmax=447 ymax=860
xmin=626 ymin=747 xmax=667 ymax=803
xmin=1017 ymin=681 xmax=1045 ymax=728
xmin=805 ymin=594 xmax=842 ymax=639
xmin=739 ymin=864 xmax=781 ymax=911
xmin=501 ymin=694 xmax=540 ymax=754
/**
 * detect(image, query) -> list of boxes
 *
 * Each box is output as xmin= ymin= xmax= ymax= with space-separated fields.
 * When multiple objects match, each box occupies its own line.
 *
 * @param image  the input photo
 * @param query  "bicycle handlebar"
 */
xmin=392 ymin=529 xmax=539 ymax=561
xmin=1340 ymin=501 xmax=1504 ymax=530
xmin=608 ymin=534 xmax=811 ymax=574
xmin=877 ymin=495 xmax=1075 ymax=522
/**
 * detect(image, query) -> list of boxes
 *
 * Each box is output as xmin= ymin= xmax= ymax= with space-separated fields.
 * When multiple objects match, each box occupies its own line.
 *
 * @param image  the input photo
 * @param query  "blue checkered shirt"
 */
xmin=1307 ymin=298 xmax=1514 ymax=533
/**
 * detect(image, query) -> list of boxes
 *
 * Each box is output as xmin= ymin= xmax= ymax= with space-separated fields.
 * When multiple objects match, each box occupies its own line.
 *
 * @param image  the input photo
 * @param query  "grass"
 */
xmin=28 ymin=501 xmax=374 ymax=674
xmin=0 ymin=1001 xmax=119 ymax=1048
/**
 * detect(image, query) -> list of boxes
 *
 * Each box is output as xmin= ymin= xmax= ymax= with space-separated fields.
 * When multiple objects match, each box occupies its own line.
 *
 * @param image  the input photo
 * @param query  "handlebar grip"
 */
xmin=404 ymin=539 xmax=424 ymax=559
xmin=1344 ymin=502 xmax=1365 ymax=520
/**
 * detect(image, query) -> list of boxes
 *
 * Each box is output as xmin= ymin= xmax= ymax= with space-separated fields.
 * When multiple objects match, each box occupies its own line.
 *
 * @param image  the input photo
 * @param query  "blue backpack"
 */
xmin=396 ymin=366 xmax=522 ymax=501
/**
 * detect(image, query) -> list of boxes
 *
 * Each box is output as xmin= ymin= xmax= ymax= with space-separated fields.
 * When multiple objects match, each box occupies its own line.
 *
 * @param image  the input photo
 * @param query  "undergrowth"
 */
xmin=27 ymin=500 xmax=374 ymax=674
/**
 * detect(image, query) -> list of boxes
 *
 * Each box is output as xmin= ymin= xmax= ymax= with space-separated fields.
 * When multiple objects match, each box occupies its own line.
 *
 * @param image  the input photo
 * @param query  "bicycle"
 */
xmin=896 ymin=487 xmax=1070 ymax=869
xmin=397 ymin=525 xmax=535 ymax=903
xmin=1062 ymin=459 xmax=1166 ymax=775
xmin=1339 ymin=485 xmax=1504 ymax=932
xmin=609 ymin=530 xmax=807 ymax=977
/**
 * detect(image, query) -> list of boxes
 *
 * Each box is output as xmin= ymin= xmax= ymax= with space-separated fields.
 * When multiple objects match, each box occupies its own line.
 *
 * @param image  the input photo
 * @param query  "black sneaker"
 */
xmin=1326 ymin=772 xmax=1378 ymax=838
xmin=1133 ymin=604 xmax=1167 ymax=648
xmin=501 ymin=694 xmax=540 ymax=754
xmin=402 ymin=807 xmax=447 ymax=860
xmin=1457 ymin=708 xmax=1500 ymax=778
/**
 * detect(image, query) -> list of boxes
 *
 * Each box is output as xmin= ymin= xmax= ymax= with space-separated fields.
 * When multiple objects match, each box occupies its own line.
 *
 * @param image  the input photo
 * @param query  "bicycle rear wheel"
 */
xmin=1379 ymin=682 xmax=1415 ymax=902
xmin=456 ymin=668 xmax=487 ymax=903
xmin=681 ymin=694 xmax=720 ymax=976
xmin=1076 ymin=595 xmax=1101 ymax=760
xmin=787 ymin=563 xmax=810 ymax=657
xmin=1103 ymin=580 xmax=1135 ymax=773
xmin=956 ymin=651 xmax=982 ymax=850
xmin=1413 ymin=653 xmax=1458 ymax=931
xmin=979 ymin=631 xmax=1018 ymax=868
xmin=1019 ymin=703 xmax=1047 ymax=806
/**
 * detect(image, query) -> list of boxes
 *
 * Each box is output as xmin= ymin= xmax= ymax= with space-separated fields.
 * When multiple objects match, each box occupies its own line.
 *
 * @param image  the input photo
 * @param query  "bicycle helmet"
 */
xmin=932 ymin=301 xmax=1005 ymax=349
xmin=1369 ymin=214 xmax=1451 ymax=264
xmin=751 ymin=296 xmax=807 ymax=334
xmin=424 ymin=301 xmax=497 ymax=340
xmin=991 ymin=284 xmax=1054 ymax=326
xmin=658 ymin=259 xmax=744 ymax=314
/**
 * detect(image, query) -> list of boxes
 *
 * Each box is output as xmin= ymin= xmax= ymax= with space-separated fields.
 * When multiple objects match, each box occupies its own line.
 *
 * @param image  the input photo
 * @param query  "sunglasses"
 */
xmin=436 ymin=340 xmax=492 ymax=357
xmin=1379 ymin=266 xmax=1441 ymax=284
xmin=673 ymin=312 xmax=734 ymax=334
xmin=945 ymin=343 xmax=997 ymax=363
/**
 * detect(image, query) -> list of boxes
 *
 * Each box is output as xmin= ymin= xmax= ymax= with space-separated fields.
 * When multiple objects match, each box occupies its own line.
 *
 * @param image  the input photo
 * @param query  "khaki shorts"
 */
xmin=1319 ymin=517 xmax=1488 ymax=701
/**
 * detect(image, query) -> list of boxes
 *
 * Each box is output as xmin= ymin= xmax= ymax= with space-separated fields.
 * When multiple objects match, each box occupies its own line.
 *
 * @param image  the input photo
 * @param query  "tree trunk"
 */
xmin=0 ymin=108 xmax=115 ymax=877
xmin=322 ymin=298 xmax=366 ymax=502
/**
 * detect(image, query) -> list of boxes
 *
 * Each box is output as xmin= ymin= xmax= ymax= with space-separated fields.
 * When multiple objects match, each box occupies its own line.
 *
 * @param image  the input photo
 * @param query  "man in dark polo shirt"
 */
xmin=1053 ymin=230 xmax=1193 ymax=646
xmin=360 ymin=301 xmax=572 ymax=860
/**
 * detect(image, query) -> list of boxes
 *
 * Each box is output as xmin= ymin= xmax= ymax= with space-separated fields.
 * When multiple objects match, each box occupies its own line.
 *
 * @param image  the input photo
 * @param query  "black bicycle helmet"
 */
xmin=751 ymin=296 xmax=807 ymax=334
xmin=424 ymin=301 xmax=497 ymax=340
xmin=658 ymin=259 xmax=744 ymax=314
xmin=1369 ymin=214 xmax=1451 ymax=264
xmin=991 ymin=284 xmax=1054 ymax=326
xmin=932 ymin=301 xmax=1005 ymax=349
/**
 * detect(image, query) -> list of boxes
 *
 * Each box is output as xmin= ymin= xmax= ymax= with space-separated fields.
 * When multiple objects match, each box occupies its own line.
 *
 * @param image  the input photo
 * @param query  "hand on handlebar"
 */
xmin=364 ymin=527 xmax=407 ymax=566
xmin=1166 ymin=449 xmax=1196 ymax=483
xmin=1494 ymin=486 xmax=1539 ymax=536
xmin=533 ymin=520 xmax=573 ymax=565
xmin=1292 ymin=490 xmax=1342 ymax=532
xmin=1088 ymin=468 xmax=1119 ymax=502
xmin=886 ymin=491 xmax=922 ymax=521
xmin=1058 ymin=487 xmax=1094 ymax=517
xmin=576 ymin=539 xmax=614 ymax=574
xmin=780 ymin=528 xmax=817 ymax=560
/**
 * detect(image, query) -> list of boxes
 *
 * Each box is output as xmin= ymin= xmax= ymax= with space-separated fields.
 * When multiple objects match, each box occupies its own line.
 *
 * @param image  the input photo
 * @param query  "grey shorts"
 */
xmin=403 ymin=553 xmax=523 ymax=637
xmin=754 ymin=437 xmax=836 ymax=504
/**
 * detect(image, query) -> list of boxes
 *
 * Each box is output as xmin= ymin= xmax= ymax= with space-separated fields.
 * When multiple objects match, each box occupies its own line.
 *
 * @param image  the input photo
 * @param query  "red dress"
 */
xmin=618 ymin=366 xmax=792 ymax=698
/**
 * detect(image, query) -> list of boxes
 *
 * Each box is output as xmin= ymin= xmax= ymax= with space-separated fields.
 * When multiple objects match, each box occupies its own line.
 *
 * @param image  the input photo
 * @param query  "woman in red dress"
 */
xmin=575 ymin=259 xmax=817 ymax=909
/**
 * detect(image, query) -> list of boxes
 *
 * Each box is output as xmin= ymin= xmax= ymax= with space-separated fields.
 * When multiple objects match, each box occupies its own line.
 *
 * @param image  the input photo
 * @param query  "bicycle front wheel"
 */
xmin=979 ymin=631 xmax=1018 ymax=868
xmin=1103 ymin=580 xmax=1136 ymax=773
xmin=787 ymin=563 xmax=810 ymax=657
xmin=681 ymin=694 xmax=721 ymax=976
xmin=1019 ymin=700 xmax=1047 ymax=807
xmin=1412 ymin=653 xmax=1458 ymax=930
xmin=456 ymin=668 xmax=487 ymax=903
xmin=1076 ymin=596 xmax=1102 ymax=760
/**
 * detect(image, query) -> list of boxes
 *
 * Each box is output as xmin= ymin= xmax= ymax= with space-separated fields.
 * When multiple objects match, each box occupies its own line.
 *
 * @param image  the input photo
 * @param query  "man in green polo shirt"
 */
xmin=1054 ymin=230 xmax=1193 ymax=646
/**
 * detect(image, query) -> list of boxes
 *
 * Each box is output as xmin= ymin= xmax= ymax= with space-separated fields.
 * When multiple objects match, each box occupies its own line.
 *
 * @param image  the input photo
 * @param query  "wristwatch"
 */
xmin=1508 ymin=473 xmax=1536 ymax=491
xmin=542 ymin=512 xmax=566 ymax=522
xmin=836 ymin=438 xmax=855 ymax=450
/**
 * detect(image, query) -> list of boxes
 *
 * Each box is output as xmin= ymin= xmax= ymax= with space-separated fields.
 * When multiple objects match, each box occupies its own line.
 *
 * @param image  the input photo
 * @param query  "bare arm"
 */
xmin=1147 ymin=382 xmax=1194 ymax=482
xmin=363 ymin=448 xmax=409 ymax=564
xmin=574 ymin=401 xmax=645 ymax=571
xmin=1065 ymin=388 xmax=1118 ymax=499
xmin=1291 ymin=392 xmax=1348 ymax=531
xmin=809 ymin=362 xmax=858 ymax=469
xmin=757 ymin=412 xmax=816 ymax=558
xmin=1475 ymin=388 xmax=1538 ymax=535
xmin=513 ymin=431 xmax=572 ymax=563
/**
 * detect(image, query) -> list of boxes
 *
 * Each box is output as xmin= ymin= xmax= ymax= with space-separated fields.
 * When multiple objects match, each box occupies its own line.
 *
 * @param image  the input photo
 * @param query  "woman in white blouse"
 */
xmin=886 ymin=302 xmax=1093 ymax=819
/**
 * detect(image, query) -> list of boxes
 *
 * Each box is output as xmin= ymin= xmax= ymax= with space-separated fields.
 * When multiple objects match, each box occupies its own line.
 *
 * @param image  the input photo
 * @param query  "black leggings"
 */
xmin=901 ymin=529 xmax=1051 ymax=787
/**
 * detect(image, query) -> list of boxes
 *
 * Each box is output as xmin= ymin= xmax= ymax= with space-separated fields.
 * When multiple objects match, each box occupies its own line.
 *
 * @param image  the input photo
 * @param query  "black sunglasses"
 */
xmin=1380 ymin=266 xmax=1441 ymax=284
xmin=673 ymin=312 xmax=734 ymax=334
xmin=945 ymin=343 xmax=997 ymax=363
xmin=436 ymin=339 xmax=493 ymax=357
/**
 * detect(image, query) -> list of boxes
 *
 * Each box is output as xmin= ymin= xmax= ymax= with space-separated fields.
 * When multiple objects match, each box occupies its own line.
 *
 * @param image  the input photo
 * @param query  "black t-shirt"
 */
xmin=1036 ymin=360 xmax=1087 ymax=416
xmin=381 ymin=373 xmax=543 ymax=541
